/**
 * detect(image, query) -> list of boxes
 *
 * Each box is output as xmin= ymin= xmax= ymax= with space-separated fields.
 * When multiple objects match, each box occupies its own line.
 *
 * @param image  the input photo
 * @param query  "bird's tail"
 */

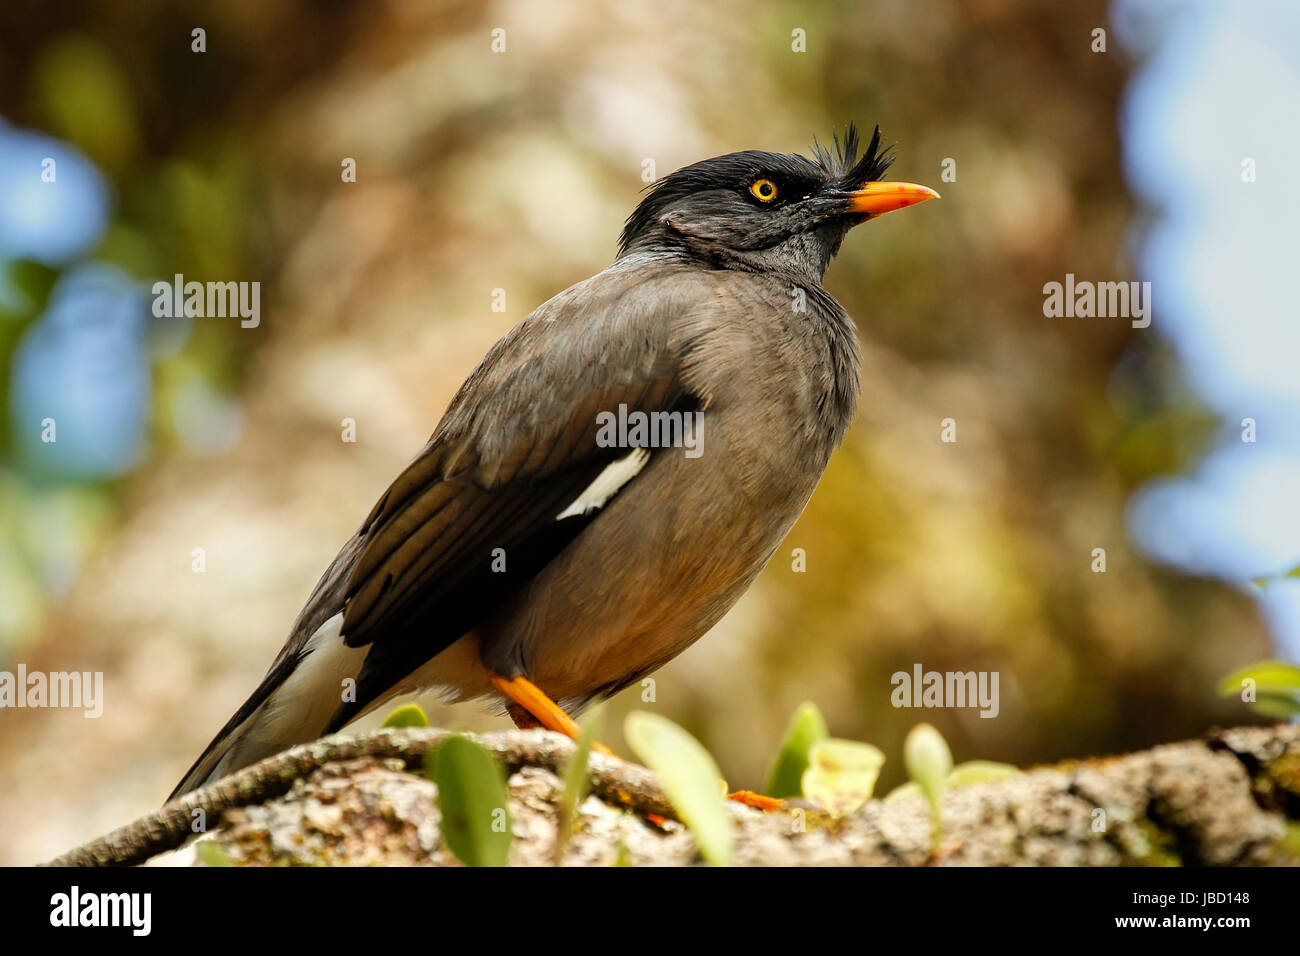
xmin=167 ymin=613 xmax=367 ymax=802
xmin=167 ymin=697 xmax=273 ymax=802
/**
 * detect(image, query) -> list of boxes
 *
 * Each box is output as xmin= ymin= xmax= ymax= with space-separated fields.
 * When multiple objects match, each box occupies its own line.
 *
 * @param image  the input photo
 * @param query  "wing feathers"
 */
xmin=170 ymin=267 xmax=727 ymax=798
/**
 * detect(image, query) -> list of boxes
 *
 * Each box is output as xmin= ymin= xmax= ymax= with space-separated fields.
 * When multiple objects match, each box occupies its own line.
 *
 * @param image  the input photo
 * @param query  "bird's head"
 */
xmin=617 ymin=124 xmax=938 ymax=281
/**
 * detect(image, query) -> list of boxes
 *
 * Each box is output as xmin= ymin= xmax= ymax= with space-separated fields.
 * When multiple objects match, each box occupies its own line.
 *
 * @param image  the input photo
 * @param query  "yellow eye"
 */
xmin=749 ymin=178 xmax=778 ymax=202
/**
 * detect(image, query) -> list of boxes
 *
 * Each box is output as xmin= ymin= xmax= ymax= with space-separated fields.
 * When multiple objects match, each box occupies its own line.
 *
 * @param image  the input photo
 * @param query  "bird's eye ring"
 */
xmin=749 ymin=178 xmax=778 ymax=202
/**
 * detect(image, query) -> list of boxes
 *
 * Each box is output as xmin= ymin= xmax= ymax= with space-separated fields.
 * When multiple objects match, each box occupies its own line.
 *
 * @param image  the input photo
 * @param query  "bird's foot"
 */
xmin=494 ymin=673 xmax=613 ymax=755
xmin=496 ymin=676 xmax=779 ymax=807
xmin=726 ymin=789 xmax=783 ymax=811
xmin=505 ymin=703 xmax=545 ymax=730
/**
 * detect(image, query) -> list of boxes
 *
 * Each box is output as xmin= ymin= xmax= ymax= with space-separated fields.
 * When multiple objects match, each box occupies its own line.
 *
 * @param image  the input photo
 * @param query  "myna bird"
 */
xmin=170 ymin=124 xmax=938 ymax=799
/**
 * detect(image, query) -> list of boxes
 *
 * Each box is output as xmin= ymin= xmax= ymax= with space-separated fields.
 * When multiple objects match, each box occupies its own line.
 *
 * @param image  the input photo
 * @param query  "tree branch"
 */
xmin=46 ymin=723 xmax=1300 ymax=867
xmin=43 ymin=728 xmax=669 ymax=867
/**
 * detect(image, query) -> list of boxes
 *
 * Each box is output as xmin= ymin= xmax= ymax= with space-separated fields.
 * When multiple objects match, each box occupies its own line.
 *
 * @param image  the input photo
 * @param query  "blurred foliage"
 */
xmin=32 ymin=36 xmax=139 ymax=173
xmin=625 ymin=711 xmax=732 ymax=866
xmin=764 ymin=699 xmax=829 ymax=798
xmin=903 ymin=722 xmax=952 ymax=852
xmin=0 ymin=5 xmax=268 ymax=653
xmin=194 ymin=840 xmax=236 ymax=867
xmin=801 ymin=737 xmax=886 ymax=817
xmin=555 ymin=703 xmax=604 ymax=865
xmin=1217 ymin=661 xmax=1300 ymax=720
xmin=380 ymin=702 xmax=429 ymax=728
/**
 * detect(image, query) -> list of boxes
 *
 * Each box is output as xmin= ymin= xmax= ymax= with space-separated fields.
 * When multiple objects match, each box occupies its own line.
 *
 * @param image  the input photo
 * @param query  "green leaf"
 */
xmin=1249 ymin=694 xmax=1300 ymax=720
xmin=947 ymin=760 xmax=1022 ymax=787
xmin=195 ymin=841 xmax=236 ymax=867
xmin=426 ymin=735 xmax=512 ymax=867
xmin=624 ymin=711 xmax=733 ymax=866
xmin=904 ymin=723 xmax=953 ymax=803
xmin=555 ymin=703 xmax=605 ymax=865
xmin=800 ymin=738 xmax=885 ymax=815
xmin=763 ymin=700 xmax=829 ymax=798
xmin=380 ymin=703 xmax=429 ymax=728
xmin=1286 ymin=562 xmax=1300 ymax=579
xmin=904 ymin=723 xmax=952 ymax=853
xmin=883 ymin=781 xmax=923 ymax=804
xmin=1217 ymin=660 xmax=1300 ymax=719
xmin=885 ymin=761 xmax=1020 ymax=803
xmin=1217 ymin=661 xmax=1300 ymax=699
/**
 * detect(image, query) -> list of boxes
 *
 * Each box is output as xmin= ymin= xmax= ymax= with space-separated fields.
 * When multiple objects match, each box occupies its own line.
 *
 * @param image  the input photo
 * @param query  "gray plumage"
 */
xmin=170 ymin=124 xmax=935 ymax=800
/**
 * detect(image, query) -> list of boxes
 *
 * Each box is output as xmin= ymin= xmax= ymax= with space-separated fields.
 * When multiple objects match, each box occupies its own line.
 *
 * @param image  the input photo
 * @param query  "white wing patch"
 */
xmin=556 ymin=448 xmax=650 ymax=520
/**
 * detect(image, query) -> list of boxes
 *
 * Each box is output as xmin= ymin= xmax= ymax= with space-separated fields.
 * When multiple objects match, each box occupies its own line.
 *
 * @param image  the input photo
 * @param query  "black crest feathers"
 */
xmin=811 ymin=123 xmax=895 ymax=186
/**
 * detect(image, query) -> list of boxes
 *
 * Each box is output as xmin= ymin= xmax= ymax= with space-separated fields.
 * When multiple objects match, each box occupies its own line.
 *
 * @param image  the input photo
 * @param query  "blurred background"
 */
xmin=0 ymin=0 xmax=1296 ymax=864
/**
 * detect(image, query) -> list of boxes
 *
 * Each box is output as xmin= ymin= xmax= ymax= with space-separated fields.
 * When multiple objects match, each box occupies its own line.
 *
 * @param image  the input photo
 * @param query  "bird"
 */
xmin=169 ymin=124 xmax=938 ymax=801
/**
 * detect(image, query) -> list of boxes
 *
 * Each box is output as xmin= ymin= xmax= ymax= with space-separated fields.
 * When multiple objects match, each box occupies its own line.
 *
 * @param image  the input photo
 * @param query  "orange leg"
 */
xmin=493 ymin=674 xmax=781 ymax=812
xmin=492 ymin=674 xmax=611 ymax=754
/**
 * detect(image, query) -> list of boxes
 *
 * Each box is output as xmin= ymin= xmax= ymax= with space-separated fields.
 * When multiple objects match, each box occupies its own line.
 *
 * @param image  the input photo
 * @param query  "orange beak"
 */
xmin=846 ymin=181 xmax=940 ymax=218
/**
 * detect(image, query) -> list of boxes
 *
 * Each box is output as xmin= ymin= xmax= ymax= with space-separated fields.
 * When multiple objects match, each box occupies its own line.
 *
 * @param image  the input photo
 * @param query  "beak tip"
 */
xmin=848 ymin=181 xmax=941 ymax=217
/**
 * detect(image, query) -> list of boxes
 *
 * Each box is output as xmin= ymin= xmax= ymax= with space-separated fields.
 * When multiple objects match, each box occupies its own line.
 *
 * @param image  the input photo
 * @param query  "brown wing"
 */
xmin=169 ymin=267 xmax=722 ymax=800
